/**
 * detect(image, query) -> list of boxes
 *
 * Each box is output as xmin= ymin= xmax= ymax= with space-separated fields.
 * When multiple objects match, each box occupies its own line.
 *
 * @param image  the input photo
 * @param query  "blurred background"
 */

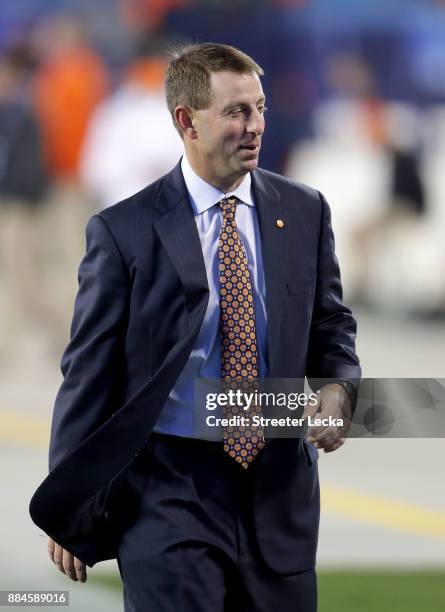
xmin=0 ymin=0 xmax=444 ymax=610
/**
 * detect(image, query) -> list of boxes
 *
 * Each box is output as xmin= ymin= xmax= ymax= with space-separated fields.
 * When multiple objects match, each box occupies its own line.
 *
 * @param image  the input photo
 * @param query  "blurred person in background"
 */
xmin=285 ymin=53 xmax=391 ymax=301
xmin=29 ymin=14 xmax=110 ymax=325
xmin=0 ymin=43 xmax=52 ymax=366
xmin=31 ymin=14 xmax=109 ymax=182
xmin=285 ymin=51 xmax=445 ymax=315
xmin=80 ymin=41 xmax=182 ymax=209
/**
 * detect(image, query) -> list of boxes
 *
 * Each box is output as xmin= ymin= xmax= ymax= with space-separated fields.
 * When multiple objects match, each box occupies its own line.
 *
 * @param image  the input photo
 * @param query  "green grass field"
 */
xmin=92 ymin=570 xmax=445 ymax=611
xmin=317 ymin=571 xmax=445 ymax=612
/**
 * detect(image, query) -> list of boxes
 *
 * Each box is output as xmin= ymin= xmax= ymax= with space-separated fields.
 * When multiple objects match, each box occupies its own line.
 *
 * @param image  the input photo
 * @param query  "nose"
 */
xmin=246 ymin=108 xmax=265 ymax=136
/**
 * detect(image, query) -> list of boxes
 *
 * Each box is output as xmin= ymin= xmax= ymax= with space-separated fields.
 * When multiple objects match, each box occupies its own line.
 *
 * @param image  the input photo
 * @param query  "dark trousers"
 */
xmin=117 ymin=433 xmax=317 ymax=612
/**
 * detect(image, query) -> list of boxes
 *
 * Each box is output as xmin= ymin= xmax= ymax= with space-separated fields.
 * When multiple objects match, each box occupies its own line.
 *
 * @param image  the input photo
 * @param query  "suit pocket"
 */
xmin=286 ymin=276 xmax=316 ymax=296
xmin=303 ymin=439 xmax=319 ymax=466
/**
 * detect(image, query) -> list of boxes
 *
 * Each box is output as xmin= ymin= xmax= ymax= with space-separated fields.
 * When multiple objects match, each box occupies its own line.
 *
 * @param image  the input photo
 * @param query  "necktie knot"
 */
xmin=218 ymin=196 xmax=238 ymax=221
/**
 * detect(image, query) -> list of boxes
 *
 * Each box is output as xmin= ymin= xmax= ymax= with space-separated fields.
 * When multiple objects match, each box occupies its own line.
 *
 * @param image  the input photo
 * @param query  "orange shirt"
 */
xmin=32 ymin=46 xmax=109 ymax=179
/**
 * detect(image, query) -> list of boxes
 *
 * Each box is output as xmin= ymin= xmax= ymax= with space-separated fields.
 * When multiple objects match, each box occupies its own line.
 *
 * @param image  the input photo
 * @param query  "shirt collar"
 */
xmin=181 ymin=154 xmax=254 ymax=215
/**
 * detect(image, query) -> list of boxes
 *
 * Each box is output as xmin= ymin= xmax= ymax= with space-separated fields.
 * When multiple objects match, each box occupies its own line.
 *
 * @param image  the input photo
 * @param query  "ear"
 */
xmin=174 ymin=106 xmax=197 ymax=140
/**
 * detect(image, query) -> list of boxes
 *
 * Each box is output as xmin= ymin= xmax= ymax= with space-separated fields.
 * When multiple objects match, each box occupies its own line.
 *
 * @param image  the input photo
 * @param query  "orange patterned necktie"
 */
xmin=218 ymin=196 xmax=265 ymax=469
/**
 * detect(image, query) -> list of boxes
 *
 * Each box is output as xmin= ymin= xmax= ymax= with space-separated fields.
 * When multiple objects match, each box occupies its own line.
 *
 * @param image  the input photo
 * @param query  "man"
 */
xmin=0 ymin=45 xmax=50 ymax=364
xmin=30 ymin=43 xmax=360 ymax=611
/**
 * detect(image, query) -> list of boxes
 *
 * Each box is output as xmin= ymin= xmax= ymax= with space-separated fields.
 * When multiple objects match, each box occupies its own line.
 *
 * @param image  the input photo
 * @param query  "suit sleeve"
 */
xmin=49 ymin=214 xmax=130 ymax=471
xmin=306 ymin=192 xmax=361 ymax=388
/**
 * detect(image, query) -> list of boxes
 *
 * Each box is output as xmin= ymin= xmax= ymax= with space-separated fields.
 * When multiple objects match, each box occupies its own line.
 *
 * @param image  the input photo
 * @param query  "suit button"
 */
xmin=276 ymin=219 xmax=285 ymax=228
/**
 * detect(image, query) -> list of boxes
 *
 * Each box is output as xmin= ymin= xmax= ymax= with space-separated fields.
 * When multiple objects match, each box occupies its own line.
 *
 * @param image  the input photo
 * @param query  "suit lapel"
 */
xmin=252 ymin=169 xmax=287 ymax=377
xmin=153 ymin=162 xmax=209 ymax=315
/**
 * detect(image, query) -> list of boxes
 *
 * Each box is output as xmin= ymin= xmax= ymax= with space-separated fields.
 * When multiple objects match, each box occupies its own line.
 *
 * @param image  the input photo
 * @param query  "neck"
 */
xmin=184 ymin=152 xmax=246 ymax=193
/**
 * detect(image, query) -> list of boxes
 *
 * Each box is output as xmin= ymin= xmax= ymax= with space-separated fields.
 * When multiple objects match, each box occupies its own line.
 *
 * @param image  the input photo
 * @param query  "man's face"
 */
xmin=190 ymin=70 xmax=266 ymax=187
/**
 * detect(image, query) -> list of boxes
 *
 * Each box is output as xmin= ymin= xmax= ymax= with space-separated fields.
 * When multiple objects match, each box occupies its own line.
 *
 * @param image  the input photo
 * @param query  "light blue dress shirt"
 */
xmin=153 ymin=155 xmax=268 ymax=437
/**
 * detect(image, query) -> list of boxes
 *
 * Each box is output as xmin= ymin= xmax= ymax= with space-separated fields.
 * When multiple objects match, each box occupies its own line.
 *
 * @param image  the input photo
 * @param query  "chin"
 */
xmin=240 ymin=158 xmax=259 ymax=172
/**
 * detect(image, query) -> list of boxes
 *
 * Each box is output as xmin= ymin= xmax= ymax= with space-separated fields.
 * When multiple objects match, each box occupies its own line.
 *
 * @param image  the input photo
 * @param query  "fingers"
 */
xmin=306 ymin=434 xmax=337 ymax=453
xmin=62 ymin=548 xmax=78 ymax=581
xmin=306 ymin=405 xmax=349 ymax=451
xmin=53 ymin=542 xmax=64 ymax=573
xmin=307 ymin=428 xmax=346 ymax=452
xmin=307 ymin=432 xmax=336 ymax=452
xmin=306 ymin=417 xmax=346 ymax=445
xmin=310 ymin=435 xmax=345 ymax=453
xmin=49 ymin=539 xmax=87 ymax=582
xmin=48 ymin=538 xmax=55 ymax=563
xmin=302 ymin=390 xmax=321 ymax=420
xmin=305 ymin=383 xmax=352 ymax=453
xmin=74 ymin=557 xmax=87 ymax=583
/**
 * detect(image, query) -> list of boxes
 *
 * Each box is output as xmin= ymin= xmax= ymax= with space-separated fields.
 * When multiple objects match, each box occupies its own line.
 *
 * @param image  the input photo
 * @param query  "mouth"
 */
xmin=238 ymin=144 xmax=260 ymax=153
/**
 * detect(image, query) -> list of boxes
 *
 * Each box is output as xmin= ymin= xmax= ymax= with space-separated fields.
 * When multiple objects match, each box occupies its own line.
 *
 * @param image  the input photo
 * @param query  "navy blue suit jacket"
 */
xmin=29 ymin=161 xmax=360 ymax=572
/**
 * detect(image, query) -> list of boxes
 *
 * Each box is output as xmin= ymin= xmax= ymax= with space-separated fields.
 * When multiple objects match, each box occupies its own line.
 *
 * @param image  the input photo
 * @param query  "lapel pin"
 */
xmin=276 ymin=219 xmax=285 ymax=229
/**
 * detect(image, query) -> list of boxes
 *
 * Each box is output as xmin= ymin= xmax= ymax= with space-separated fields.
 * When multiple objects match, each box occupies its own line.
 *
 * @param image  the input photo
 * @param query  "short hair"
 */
xmin=165 ymin=42 xmax=264 ymax=138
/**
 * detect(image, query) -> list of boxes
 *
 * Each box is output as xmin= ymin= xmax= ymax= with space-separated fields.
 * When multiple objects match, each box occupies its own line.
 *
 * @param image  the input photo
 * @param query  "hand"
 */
xmin=303 ymin=383 xmax=352 ymax=453
xmin=48 ymin=538 xmax=87 ymax=582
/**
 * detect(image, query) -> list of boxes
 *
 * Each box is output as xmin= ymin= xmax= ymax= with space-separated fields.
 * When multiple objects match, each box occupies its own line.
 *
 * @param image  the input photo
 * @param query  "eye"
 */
xmin=258 ymin=105 xmax=268 ymax=114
